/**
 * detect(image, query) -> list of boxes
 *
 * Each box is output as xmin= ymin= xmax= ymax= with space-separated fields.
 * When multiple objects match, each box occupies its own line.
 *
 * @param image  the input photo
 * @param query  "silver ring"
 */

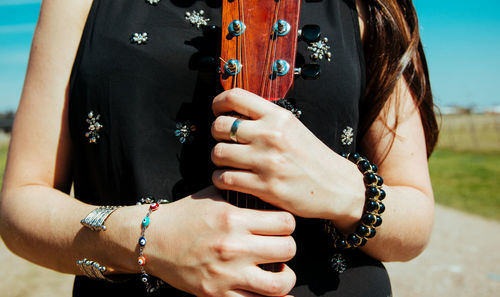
xmin=229 ymin=118 xmax=241 ymax=142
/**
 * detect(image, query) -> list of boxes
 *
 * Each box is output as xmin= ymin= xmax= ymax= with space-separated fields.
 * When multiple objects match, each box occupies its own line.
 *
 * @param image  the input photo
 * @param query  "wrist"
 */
xmin=326 ymin=156 xmax=365 ymax=232
xmin=326 ymin=153 xmax=387 ymax=250
xmin=99 ymin=204 xmax=149 ymax=274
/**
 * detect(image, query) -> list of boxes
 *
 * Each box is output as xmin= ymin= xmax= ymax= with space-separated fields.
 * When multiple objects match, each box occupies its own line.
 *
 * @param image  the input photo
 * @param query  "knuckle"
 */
xmin=278 ymin=108 xmax=296 ymax=124
xmin=225 ymin=88 xmax=243 ymax=104
xmin=288 ymin=269 xmax=297 ymax=291
xmin=212 ymin=117 xmax=226 ymax=135
xmin=267 ymin=154 xmax=286 ymax=169
xmin=219 ymin=207 xmax=239 ymax=230
xmin=264 ymin=277 xmax=286 ymax=296
xmin=282 ymin=212 xmax=296 ymax=233
xmin=199 ymin=280 xmax=218 ymax=297
xmin=267 ymin=179 xmax=285 ymax=198
xmin=213 ymin=237 xmax=239 ymax=261
xmin=262 ymin=129 xmax=284 ymax=146
xmin=211 ymin=143 xmax=225 ymax=162
xmin=219 ymin=171 xmax=235 ymax=187
xmin=286 ymin=236 xmax=297 ymax=258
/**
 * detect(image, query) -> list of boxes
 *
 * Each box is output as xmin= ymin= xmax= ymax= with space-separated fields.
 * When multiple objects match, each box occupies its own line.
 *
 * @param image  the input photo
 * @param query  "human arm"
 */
xmin=0 ymin=1 xmax=297 ymax=296
xmin=210 ymin=83 xmax=434 ymax=262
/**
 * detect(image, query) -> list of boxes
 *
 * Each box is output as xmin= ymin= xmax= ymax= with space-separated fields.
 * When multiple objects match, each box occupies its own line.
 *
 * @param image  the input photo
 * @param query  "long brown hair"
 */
xmin=359 ymin=0 xmax=439 ymax=157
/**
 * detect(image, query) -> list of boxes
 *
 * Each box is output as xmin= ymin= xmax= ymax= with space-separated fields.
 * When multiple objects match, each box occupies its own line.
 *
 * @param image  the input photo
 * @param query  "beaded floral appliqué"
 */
xmin=145 ymin=0 xmax=160 ymax=5
xmin=330 ymin=253 xmax=347 ymax=273
xmin=185 ymin=10 xmax=210 ymax=29
xmin=85 ymin=111 xmax=103 ymax=144
xmin=341 ymin=126 xmax=354 ymax=146
xmin=136 ymin=197 xmax=170 ymax=205
xmin=308 ymin=37 xmax=332 ymax=62
xmin=131 ymin=32 xmax=149 ymax=45
xmin=175 ymin=121 xmax=197 ymax=144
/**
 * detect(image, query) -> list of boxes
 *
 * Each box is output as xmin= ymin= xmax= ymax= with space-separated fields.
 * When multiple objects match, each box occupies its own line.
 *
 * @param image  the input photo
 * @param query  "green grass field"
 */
xmin=430 ymin=113 xmax=500 ymax=220
xmin=429 ymin=149 xmax=500 ymax=220
xmin=0 ymin=114 xmax=499 ymax=221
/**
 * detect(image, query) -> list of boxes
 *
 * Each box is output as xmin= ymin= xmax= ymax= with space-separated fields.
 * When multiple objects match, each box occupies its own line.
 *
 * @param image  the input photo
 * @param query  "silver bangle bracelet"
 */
xmin=80 ymin=206 xmax=121 ymax=231
xmin=76 ymin=258 xmax=110 ymax=282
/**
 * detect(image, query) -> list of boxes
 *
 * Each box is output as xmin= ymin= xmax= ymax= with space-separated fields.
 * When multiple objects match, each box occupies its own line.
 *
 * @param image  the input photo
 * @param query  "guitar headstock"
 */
xmin=220 ymin=0 xmax=302 ymax=101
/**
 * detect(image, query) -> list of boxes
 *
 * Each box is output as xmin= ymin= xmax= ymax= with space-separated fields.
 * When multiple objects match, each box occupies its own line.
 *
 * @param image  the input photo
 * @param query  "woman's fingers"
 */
xmin=225 ymin=290 xmax=264 ymax=297
xmin=213 ymin=169 xmax=266 ymax=196
xmin=246 ymin=235 xmax=296 ymax=264
xmin=238 ymin=264 xmax=296 ymax=297
xmin=233 ymin=207 xmax=295 ymax=236
xmin=211 ymin=142 xmax=257 ymax=169
xmin=212 ymin=115 xmax=257 ymax=143
xmin=212 ymin=88 xmax=279 ymax=119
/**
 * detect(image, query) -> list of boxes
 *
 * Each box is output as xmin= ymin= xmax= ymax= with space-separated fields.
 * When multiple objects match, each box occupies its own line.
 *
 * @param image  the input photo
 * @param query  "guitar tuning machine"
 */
xmin=273 ymin=60 xmax=290 ymax=76
xmin=294 ymin=64 xmax=321 ymax=80
xmin=228 ymin=20 xmax=246 ymax=36
xmin=297 ymin=24 xmax=321 ymax=43
xmin=273 ymin=20 xmax=291 ymax=36
xmin=220 ymin=58 xmax=242 ymax=76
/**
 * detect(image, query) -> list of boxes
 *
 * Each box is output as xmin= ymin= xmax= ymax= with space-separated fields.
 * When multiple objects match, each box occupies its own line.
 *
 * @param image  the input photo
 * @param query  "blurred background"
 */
xmin=0 ymin=0 xmax=499 ymax=296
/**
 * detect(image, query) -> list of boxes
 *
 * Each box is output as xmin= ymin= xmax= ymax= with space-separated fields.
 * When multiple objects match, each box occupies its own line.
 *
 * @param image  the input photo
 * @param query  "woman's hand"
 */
xmin=211 ymin=89 xmax=365 ymax=224
xmin=148 ymin=186 xmax=297 ymax=297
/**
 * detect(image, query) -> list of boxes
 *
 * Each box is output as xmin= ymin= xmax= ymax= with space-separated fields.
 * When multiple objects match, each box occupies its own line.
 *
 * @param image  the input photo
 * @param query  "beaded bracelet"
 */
xmin=138 ymin=201 xmax=165 ymax=293
xmin=325 ymin=153 xmax=386 ymax=249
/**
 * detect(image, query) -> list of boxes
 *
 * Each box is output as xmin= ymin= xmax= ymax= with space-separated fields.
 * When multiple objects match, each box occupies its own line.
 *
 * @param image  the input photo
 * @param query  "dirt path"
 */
xmin=1 ymin=205 xmax=499 ymax=296
xmin=386 ymin=205 xmax=500 ymax=296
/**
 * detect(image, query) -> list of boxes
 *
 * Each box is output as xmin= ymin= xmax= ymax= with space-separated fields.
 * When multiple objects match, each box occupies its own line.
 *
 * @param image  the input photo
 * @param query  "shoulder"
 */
xmin=36 ymin=0 xmax=93 ymax=40
xmin=30 ymin=0 xmax=93 ymax=72
xmin=6 ymin=0 xmax=94 ymax=190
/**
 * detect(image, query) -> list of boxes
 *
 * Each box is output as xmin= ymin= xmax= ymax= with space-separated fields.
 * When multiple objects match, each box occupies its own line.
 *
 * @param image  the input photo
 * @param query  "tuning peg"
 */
xmin=298 ymin=24 xmax=321 ymax=43
xmin=294 ymin=64 xmax=320 ymax=80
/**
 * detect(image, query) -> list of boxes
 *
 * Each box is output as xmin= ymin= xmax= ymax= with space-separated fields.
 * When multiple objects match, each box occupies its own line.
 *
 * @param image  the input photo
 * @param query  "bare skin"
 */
xmin=0 ymin=0 xmax=434 ymax=296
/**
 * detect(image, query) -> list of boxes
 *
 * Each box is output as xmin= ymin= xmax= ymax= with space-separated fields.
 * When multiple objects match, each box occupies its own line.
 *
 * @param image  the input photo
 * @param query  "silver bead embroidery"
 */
xmin=341 ymin=126 xmax=354 ymax=146
xmin=136 ymin=197 xmax=170 ymax=205
xmin=307 ymin=37 xmax=332 ymax=62
xmin=185 ymin=10 xmax=210 ymax=29
xmin=131 ymin=32 xmax=149 ymax=44
xmin=145 ymin=0 xmax=160 ymax=4
xmin=175 ymin=121 xmax=197 ymax=144
xmin=85 ymin=111 xmax=103 ymax=144
xmin=330 ymin=253 xmax=347 ymax=273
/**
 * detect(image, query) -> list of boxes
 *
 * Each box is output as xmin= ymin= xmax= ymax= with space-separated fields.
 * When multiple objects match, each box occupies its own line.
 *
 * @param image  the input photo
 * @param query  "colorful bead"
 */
xmin=138 ymin=256 xmax=146 ymax=266
xmin=139 ymin=236 xmax=147 ymax=247
xmin=150 ymin=203 xmax=159 ymax=211
xmin=142 ymin=217 xmax=150 ymax=228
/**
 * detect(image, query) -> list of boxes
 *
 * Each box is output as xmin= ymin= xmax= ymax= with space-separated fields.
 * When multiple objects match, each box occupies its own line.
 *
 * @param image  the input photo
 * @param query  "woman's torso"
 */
xmin=68 ymin=0 xmax=391 ymax=296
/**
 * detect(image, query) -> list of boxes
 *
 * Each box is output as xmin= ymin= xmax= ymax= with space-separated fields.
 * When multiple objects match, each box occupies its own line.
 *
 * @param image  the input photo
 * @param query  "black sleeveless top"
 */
xmin=68 ymin=0 xmax=391 ymax=296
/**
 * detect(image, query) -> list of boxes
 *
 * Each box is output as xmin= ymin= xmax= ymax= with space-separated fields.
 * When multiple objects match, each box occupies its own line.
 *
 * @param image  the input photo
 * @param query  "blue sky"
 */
xmin=0 ymin=0 xmax=499 ymax=112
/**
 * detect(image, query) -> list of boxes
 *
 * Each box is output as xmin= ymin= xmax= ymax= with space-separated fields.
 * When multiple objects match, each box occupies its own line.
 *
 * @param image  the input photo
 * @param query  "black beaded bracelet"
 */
xmin=325 ymin=153 xmax=386 ymax=249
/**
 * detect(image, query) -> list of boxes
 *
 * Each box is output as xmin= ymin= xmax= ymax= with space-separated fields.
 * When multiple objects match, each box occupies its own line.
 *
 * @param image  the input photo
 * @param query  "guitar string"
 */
xmin=260 ymin=5 xmax=277 ymax=99
xmin=266 ymin=0 xmax=281 ymax=103
xmin=272 ymin=1 xmax=282 ymax=103
xmin=240 ymin=0 xmax=249 ymax=92
xmin=263 ymin=0 xmax=281 ymax=210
